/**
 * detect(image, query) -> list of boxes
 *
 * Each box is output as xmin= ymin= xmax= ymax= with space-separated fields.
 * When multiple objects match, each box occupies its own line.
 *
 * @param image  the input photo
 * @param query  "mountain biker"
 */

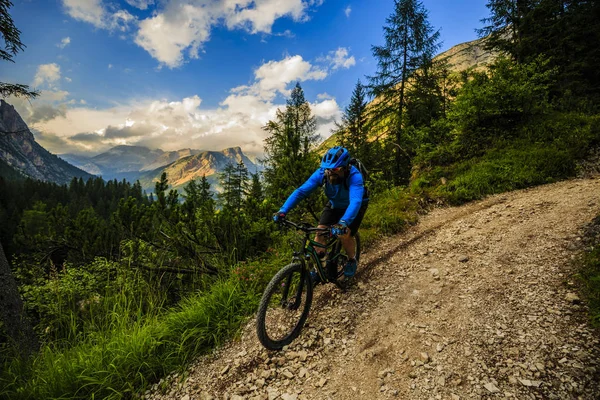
xmin=273 ymin=146 xmax=369 ymax=281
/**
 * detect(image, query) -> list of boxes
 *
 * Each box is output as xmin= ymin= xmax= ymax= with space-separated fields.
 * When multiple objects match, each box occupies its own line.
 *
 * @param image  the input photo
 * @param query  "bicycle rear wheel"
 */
xmin=256 ymin=263 xmax=313 ymax=350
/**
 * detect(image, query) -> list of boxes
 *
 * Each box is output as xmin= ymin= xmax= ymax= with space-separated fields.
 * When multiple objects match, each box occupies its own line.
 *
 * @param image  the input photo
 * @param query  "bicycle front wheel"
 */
xmin=256 ymin=263 xmax=313 ymax=350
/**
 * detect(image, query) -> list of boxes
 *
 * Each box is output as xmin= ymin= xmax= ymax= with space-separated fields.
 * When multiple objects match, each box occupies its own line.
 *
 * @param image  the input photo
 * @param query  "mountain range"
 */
xmin=61 ymin=145 xmax=261 ymax=192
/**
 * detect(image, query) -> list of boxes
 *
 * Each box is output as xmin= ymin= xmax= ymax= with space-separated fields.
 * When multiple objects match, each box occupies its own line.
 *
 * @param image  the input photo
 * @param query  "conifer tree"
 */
xmin=245 ymin=172 xmax=265 ymax=219
xmin=154 ymin=172 xmax=169 ymax=210
xmin=262 ymin=82 xmax=320 ymax=216
xmin=341 ymin=80 xmax=370 ymax=163
xmin=0 ymin=0 xmax=38 ymax=98
xmin=368 ymin=0 xmax=441 ymax=185
xmin=197 ymin=175 xmax=214 ymax=217
xmin=477 ymin=0 xmax=536 ymax=64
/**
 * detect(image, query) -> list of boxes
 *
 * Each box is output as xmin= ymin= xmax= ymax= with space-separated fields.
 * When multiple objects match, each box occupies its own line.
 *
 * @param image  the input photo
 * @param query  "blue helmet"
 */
xmin=321 ymin=146 xmax=350 ymax=169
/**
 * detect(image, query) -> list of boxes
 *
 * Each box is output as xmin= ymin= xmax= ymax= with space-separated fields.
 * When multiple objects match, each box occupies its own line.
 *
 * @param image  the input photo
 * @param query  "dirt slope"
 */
xmin=146 ymin=177 xmax=600 ymax=400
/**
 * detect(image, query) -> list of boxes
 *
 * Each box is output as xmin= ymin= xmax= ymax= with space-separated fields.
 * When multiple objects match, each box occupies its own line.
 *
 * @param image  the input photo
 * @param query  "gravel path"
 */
xmin=145 ymin=177 xmax=600 ymax=400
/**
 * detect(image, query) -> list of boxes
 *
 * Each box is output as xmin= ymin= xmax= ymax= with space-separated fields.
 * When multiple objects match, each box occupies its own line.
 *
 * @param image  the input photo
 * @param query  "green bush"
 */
xmin=432 ymin=143 xmax=575 ymax=204
xmin=577 ymin=216 xmax=600 ymax=327
xmin=362 ymin=187 xmax=420 ymax=236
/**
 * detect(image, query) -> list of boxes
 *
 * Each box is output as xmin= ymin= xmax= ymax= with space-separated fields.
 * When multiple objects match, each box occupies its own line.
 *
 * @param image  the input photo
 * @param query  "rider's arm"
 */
xmin=339 ymin=167 xmax=364 ymax=225
xmin=279 ymin=169 xmax=324 ymax=214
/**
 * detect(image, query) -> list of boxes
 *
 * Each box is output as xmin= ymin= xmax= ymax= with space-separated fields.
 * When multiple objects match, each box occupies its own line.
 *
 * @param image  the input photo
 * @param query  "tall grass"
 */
xmin=0 ymin=278 xmax=259 ymax=400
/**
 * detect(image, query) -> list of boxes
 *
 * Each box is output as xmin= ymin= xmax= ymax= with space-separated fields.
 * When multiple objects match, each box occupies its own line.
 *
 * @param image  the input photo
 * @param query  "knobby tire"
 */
xmin=256 ymin=263 xmax=313 ymax=350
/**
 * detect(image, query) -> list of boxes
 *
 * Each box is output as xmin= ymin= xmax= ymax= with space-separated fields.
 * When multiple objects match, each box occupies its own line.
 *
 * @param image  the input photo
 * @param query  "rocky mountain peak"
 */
xmin=0 ymin=100 xmax=94 ymax=184
xmin=0 ymin=100 xmax=33 ymax=141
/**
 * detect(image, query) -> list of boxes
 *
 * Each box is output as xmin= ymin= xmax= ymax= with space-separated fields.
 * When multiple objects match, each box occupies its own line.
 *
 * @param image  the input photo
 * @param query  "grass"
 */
xmin=0 ymin=278 xmax=260 ymax=400
xmin=577 ymin=215 xmax=600 ymax=327
xmin=412 ymin=140 xmax=585 ymax=206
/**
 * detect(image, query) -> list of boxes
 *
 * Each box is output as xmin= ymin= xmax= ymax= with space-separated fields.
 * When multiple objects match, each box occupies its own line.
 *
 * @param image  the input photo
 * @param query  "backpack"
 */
xmin=322 ymin=158 xmax=370 ymax=200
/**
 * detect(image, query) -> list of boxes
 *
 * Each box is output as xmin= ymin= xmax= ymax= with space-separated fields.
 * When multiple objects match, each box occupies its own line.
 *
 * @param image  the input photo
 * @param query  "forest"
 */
xmin=1 ymin=0 xmax=599 ymax=399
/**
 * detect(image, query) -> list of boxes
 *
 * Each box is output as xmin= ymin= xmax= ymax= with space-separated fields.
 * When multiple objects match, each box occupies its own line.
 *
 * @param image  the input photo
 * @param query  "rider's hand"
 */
xmin=331 ymin=221 xmax=348 ymax=237
xmin=273 ymin=211 xmax=286 ymax=223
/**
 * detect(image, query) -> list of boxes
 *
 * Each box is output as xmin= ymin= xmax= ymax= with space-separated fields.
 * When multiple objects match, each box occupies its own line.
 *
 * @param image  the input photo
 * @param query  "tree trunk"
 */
xmin=0 ymin=241 xmax=38 ymax=358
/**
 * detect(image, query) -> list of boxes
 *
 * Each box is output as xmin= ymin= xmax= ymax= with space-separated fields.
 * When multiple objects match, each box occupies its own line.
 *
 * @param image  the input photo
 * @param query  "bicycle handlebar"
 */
xmin=277 ymin=219 xmax=331 ymax=234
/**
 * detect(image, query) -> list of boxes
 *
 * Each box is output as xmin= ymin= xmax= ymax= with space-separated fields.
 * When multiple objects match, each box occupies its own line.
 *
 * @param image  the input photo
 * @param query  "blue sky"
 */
xmin=2 ymin=0 xmax=489 ymax=157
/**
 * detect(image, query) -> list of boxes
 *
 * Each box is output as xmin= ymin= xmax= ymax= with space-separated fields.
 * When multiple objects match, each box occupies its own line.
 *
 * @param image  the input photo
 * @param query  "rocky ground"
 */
xmin=145 ymin=177 xmax=600 ymax=400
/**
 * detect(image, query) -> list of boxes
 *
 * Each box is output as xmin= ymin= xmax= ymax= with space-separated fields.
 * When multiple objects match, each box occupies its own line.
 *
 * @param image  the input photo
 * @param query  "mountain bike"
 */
xmin=256 ymin=219 xmax=361 ymax=350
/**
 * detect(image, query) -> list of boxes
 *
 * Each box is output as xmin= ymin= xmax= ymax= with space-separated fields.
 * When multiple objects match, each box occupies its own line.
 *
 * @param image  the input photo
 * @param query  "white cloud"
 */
xmin=134 ymin=0 xmax=322 ymax=68
xmin=33 ymin=63 xmax=62 ymax=88
xmin=108 ymin=64 xmax=113 ymax=69
xmin=125 ymin=0 xmax=154 ymax=10
xmin=345 ymin=5 xmax=352 ymax=18
xmin=65 ymin=77 xmax=72 ymax=83
xmin=321 ymin=47 xmax=356 ymax=70
xmin=135 ymin=3 xmax=214 ymax=68
xmin=62 ymin=0 xmax=135 ymax=31
xmin=317 ymin=92 xmax=333 ymax=100
xmin=312 ymin=99 xmax=342 ymax=120
xmin=252 ymin=55 xmax=327 ymax=98
xmin=57 ymin=37 xmax=71 ymax=49
xmin=225 ymin=0 xmax=307 ymax=34
xmin=62 ymin=0 xmax=104 ymax=28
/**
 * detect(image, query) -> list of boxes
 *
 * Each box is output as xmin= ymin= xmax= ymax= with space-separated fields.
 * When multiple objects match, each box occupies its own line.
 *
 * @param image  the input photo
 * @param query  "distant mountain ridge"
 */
xmin=0 ymin=100 xmax=94 ymax=184
xmin=137 ymin=147 xmax=260 ymax=192
xmin=61 ymin=145 xmax=260 ymax=193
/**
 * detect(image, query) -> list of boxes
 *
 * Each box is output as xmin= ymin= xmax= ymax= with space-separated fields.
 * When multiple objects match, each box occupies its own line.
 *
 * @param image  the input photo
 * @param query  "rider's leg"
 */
xmin=313 ymin=225 xmax=329 ymax=256
xmin=314 ymin=203 xmax=343 ymax=256
xmin=338 ymin=231 xmax=356 ymax=259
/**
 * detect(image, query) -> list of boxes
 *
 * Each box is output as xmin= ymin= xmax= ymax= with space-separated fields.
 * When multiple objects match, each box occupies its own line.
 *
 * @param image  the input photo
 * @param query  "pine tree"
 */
xmin=218 ymin=162 xmax=248 ymax=213
xmin=405 ymin=57 xmax=450 ymax=129
xmin=368 ymin=0 xmax=441 ymax=185
xmin=245 ymin=172 xmax=265 ymax=219
xmin=262 ymin=82 xmax=320 ymax=216
xmin=0 ymin=0 xmax=39 ymax=99
xmin=341 ymin=80 xmax=370 ymax=163
xmin=477 ymin=0 xmax=536 ymax=64
xmin=154 ymin=172 xmax=169 ymax=210
xmin=198 ymin=175 xmax=214 ymax=217
xmin=478 ymin=0 xmax=600 ymax=105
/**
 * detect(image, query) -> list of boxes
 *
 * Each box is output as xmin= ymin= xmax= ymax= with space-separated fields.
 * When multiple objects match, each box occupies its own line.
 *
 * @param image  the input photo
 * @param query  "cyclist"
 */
xmin=273 ymin=146 xmax=369 ymax=280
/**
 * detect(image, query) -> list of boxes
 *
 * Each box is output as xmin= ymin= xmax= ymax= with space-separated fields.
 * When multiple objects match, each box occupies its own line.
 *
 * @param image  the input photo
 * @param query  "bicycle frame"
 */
xmin=281 ymin=220 xmax=346 ymax=284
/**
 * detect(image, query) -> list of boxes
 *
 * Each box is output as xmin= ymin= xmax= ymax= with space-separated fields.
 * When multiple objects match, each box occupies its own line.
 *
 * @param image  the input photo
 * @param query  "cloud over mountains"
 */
xmin=12 ymin=50 xmax=349 ymax=157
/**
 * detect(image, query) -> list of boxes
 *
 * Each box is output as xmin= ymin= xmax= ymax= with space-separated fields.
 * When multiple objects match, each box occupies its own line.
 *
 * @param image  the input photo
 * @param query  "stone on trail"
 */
xmin=565 ymin=292 xmax=580 ymax=303
xmin=484 ymin=382 xmax=500 ymax=393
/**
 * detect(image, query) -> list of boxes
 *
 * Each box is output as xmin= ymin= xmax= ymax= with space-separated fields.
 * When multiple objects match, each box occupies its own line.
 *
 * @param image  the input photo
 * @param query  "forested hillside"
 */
xmin=1 ymin=0 xmax=599 ymax=399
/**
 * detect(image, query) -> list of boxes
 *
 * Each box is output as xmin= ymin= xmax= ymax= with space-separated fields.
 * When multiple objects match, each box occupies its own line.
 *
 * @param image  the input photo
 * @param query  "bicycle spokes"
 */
xmin=259 ymin=265 xmax=311 ymax=346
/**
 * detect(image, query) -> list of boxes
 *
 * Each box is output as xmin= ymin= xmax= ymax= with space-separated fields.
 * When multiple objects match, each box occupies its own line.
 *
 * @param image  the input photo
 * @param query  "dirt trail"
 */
xmin=147 ymin=177 xmax=600 ymax=400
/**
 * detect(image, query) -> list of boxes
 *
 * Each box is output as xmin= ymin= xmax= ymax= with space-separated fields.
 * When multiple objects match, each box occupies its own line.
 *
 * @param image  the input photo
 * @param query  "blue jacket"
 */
xmin=279 ymin=165 xmax=366 ymax=225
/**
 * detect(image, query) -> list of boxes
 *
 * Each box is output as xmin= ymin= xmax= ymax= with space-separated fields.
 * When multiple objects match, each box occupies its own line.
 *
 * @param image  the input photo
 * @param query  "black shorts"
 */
xmin=319 ymin=201 xmax=368 ymax=236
